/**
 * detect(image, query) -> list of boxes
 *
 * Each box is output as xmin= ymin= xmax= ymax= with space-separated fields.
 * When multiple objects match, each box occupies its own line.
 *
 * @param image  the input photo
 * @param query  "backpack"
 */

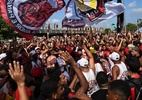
xmin=128 ymin=76 xmax=142 ymax=100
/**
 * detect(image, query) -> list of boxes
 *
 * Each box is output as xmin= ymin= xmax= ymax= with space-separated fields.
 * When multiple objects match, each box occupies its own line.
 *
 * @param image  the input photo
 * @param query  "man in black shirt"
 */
xmin=91 ymin=71 xmax=108 ymax=100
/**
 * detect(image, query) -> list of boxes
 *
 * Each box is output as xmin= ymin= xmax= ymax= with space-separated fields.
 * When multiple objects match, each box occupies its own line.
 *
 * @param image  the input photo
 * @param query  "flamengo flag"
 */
xmin=62 ymin=0 xmax=85 ymax=28
xmin=77 ymin=0 xmax=98 ymax=9
xmin=82 ymin=1 xmax=125 ymax=26
xmin=62 ymin=0 xmax=125 ymax=28
xmin=0 ymin=0 xmax=65 ymax=40
xmin=76 ymin=0 xmax=105 ymax=25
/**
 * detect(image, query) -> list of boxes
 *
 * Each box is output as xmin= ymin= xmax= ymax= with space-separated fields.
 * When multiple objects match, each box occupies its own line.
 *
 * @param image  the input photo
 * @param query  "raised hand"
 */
xmin=59 ymin=51 xmax=75 ymax=64
xmin=9 ymin=61 xmax=29 ymax=100
xmin=8 ymin=61 xmax=25 ymax=86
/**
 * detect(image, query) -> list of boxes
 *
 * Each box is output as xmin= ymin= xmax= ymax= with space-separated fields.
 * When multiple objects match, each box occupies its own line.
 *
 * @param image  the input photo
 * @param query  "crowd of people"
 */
xmin=0 ymin=31 xmax=142 ymax=100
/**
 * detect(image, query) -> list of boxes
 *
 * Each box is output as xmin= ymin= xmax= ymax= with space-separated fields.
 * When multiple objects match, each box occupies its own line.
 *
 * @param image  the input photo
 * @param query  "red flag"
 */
xmin=0 ymin=0 xmax=65 ymax=40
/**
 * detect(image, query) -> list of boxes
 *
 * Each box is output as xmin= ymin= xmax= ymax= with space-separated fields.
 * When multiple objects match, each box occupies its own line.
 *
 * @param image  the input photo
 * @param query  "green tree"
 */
xmin=126 ymin=23 xmax=137 ymax=32
xmin=104 ymin=28 xmax=111 ymax=34
xmin=0 ymin=15 xmax=15 ymax=39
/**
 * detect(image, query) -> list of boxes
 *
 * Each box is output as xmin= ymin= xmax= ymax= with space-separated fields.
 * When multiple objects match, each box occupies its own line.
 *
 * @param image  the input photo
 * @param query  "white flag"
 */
xmin=62 ymin=0 xmax=125 ymax=27
xmin=82 ymin=1 xmax=125 ymax=25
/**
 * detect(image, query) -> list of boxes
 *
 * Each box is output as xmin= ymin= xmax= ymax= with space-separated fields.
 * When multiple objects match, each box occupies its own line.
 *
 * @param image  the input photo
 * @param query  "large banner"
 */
xmin=62 ymin=0 xmax=85 ymax=28
xmin=77 ymin=0 xmax=98 ymax=9
xmin=76 ymin=0 xmax=105 ymax=22
xmin=0 ymin=0 xmax=65 ymax=40
xmin=62 ymin=0 xmax=125 ymax=27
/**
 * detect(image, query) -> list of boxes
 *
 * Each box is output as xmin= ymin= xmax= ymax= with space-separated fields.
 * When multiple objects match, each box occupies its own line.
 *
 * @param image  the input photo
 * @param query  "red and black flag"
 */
xmin=0 ymin=0 xmax=65 ymax=40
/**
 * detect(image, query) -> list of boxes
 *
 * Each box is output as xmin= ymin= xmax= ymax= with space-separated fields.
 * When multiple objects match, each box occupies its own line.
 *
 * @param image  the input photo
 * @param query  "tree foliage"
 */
xmin=104 ymin=28 xmax=111 ymax=34
xmin=0 ymin=15 xmax=15 ymax=39
xmin=126 ymin=23 xmax=137 ymax=32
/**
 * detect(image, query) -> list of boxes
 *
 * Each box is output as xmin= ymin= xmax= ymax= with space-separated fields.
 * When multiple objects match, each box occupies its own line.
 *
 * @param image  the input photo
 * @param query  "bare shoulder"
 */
xmin=112 ymin=65 xmax=119 ymax=71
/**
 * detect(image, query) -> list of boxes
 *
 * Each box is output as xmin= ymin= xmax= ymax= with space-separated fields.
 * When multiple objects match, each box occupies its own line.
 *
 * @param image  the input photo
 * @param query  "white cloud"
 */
xmin=52 ymin=19 xmax=60 ymax=23
xmin=128 ymin=1 xmax=136 ymax=7
xmin=132 ymin=8 xmax=142 ymax=13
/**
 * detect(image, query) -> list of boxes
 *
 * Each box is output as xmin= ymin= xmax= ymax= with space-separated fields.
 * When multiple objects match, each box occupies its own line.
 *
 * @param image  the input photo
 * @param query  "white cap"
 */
xmin=0 ymin=53 xmax=7 ymax=60
xmin=109 ymin=52 xmax=120 ymax=61
xmin=127 ymin=44 xmax=135 ymax=48
xmin=35 ymin=47 xmax=40 ymax=50
xmin=78 ymin=58 xmax=89 ymax=67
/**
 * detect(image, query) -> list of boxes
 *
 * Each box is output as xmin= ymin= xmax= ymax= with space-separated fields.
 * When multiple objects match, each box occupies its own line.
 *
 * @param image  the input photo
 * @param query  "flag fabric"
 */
xmin=117 ymin=0 xmax=124 ymax=33
xmin=76 ymin=0 xmax=105 ymax=23
xmin=77 ymin=0 xmax=98 ymax=9
xmin=62 ymin=0 xmax=125 ymax=28
xmin=0 ymin=1 xmax=34 ymax=40
xmin=0 ymin=0 xmax=65 ymax=40
xmin=82 ymin=1 xmax=125 ymax=26
xmin=62 ymin=0 xmax=85 ymax=28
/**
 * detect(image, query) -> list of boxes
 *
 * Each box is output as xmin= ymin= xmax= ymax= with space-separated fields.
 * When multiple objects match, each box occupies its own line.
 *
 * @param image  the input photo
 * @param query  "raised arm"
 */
xmin=127 ymin=32 xmax=132 ymax=43
xmin=60 ymin=51 xmax=88 ymax=93
xmin=69 ymin=74 xmax=77 ymax=90
xmin=9 ymin=61 xmax=29 ymax=100
xmin=116 ymin=38 xmax=123 ymax=52
xmin=82 ymin=45 xmax=95 ymax=72
xmin=41 ymin=41 xmax=49 ymax=55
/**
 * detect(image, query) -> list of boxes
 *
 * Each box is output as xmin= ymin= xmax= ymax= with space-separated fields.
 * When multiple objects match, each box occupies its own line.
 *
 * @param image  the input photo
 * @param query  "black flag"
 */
xmin=117 ymin=0 xmax=124 ymax=33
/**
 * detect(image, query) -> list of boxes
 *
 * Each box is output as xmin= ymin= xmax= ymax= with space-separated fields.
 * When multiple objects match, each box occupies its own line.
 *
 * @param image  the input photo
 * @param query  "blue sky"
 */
xmin=47 ymin=0 xmax=142 ymax=29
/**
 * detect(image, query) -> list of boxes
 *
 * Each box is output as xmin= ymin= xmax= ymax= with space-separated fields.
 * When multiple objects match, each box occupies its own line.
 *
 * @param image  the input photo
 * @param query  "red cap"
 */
xmin=31 ymin=67 xmax=43 ymax=77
